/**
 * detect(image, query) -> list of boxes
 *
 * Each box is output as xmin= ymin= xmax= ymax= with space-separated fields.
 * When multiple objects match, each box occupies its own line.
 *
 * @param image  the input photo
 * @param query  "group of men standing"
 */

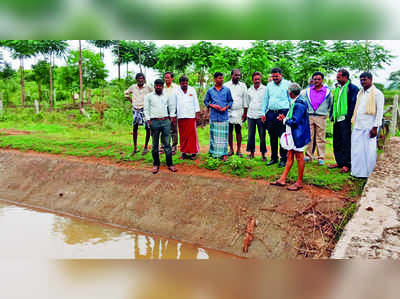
xmin=125 ymin=66 xmax=384 ymax=179
xmin=125 ymin=72 xmax=200 ymax=174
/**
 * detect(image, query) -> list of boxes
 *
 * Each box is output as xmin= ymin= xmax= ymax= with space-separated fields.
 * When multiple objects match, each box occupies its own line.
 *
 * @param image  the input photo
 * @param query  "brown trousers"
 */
xmin=306 ymin=115 xmax=327 ymax=160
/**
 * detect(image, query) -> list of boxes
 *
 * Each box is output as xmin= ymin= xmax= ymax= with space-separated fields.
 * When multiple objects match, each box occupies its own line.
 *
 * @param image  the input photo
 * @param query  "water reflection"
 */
xmin=0 ymin=201 xmax=230 ymax=259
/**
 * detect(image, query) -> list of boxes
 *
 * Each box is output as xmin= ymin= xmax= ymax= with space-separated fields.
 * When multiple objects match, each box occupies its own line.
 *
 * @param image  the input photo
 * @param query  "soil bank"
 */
xmin=0 ymin=150 xmax=344 ymax=258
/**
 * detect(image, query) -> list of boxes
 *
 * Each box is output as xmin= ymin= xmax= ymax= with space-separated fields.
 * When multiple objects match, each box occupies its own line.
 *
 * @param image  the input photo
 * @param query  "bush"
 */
xmin=202 ymin=156 xmax=222 ymax=170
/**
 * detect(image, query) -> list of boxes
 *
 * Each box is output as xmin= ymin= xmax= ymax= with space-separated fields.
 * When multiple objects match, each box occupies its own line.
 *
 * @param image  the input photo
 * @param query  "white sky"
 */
xmin=2 ymin=40 xmax=400 ymax=87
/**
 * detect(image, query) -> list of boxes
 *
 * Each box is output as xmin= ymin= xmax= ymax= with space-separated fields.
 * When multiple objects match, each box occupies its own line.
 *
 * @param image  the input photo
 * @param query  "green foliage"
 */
xmin=209 ymin=46 xmax=242 ymax=77
xmin=202 ymin=156 xmax=222 ymax=170
xmin=112 ymin=40 xmax=158 ymax=72
xmin=239 ymin=41 xmax=273 ymax=86
xmin=154 ymin=45 xmax=192 ymax=74
xmin=67 ymin=49 xmax=108 ymax=89
xmin=334 ymin=202 xmax=357 ymax=241
xmin=0 ymin=62 xmax=16 ymax=80
xmin=31 ymin=60 xmax=50 ymax=86
xmin=388 ymin=70 xmax=400 ymax=90
xmin=221 ymin=155 xmax=250 ymax=177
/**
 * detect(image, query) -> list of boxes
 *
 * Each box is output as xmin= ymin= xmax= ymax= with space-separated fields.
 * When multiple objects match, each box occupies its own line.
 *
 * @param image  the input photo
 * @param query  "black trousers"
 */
xmin=333 ymin=120 xmax=352 ymax=168
xmin=266 ymin=109 xmax=288 ymax=162
xmin=246 ymin=118 xmax=267 ymax=154
xmin=150 ymin=119 xmax=173 ymax=167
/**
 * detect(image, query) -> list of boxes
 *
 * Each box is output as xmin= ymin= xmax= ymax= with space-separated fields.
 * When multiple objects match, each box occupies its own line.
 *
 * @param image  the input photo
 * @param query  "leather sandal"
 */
xmin=328 ymin=163 xmax=339 ymax=169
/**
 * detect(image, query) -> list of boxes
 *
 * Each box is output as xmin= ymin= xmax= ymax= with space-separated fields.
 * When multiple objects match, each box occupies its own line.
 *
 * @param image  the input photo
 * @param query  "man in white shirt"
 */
xmin=124 ymin=73 xmax=153 ymax=156
xmin=163 ymin=72 xmax=179 ymax=155
xmin=225 ymin=69 xmax=248 ymax=157
xmin=351 ymin=72 xmax=384 ymax=178
xmin=144 ymin=79 xmax=178 ymax=174
xmin=172 ymin=75 xmax=200 ymax=160
xmin=246 ymin=71 xmax=267 ymax=160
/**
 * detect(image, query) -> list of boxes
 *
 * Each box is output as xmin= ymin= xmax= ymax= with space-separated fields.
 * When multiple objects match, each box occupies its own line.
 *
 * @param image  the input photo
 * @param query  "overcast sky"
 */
xmin=3 ymin=40 xmax=400 ymax=87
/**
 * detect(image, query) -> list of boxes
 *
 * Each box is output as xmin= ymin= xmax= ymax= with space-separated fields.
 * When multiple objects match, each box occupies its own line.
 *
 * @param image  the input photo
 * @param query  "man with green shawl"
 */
xmin=328 ymin=69 xmax=359 ymax=173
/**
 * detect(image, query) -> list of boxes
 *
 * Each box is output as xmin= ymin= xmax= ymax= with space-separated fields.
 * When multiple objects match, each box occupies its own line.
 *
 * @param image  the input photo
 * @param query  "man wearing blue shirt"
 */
xmin=262 ymin=68 xmax=291 ymax=168
xmin=204 ymin=72 xmax=234 ymax=161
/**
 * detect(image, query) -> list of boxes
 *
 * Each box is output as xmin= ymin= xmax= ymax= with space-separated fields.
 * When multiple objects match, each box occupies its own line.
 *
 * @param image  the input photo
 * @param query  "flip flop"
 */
xmin=270 ymin=181 xmax=286 ymax=187
xmin=328 ymin=163 xmax=339 ymax=169
xmin=340 ymin=166 xmax=350 ymax=173
xmin=152 ymin=166 xmax=159 ymax=174
xmin=130 ymin=148 xmax=140 ymax=155
xmin=287 ymin=183 xmax=303 ymax=191
xmin=141 ymin=148 xmax=149 ymax=156
xmin=168 ymin=166 xmax=178 ymax=172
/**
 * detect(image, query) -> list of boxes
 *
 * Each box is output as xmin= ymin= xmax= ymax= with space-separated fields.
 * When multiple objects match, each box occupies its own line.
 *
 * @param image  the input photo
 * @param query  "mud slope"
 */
xmin=0 ymin=150 xmax=327 ymax=258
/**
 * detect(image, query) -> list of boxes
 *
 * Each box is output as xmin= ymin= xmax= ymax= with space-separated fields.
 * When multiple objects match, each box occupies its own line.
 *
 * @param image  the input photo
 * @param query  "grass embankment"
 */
xmin=0 ymin=108 xmax=358 ymax=193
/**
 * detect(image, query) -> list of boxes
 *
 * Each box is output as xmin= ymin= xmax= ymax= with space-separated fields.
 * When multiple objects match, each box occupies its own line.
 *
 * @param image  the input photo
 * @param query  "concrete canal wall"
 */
xmin=332 ymin=137 xmax=400 ymax=259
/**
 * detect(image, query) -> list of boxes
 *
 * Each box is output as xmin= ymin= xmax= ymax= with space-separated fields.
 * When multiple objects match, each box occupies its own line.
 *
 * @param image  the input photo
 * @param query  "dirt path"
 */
xmin=0 ymin=148 xmax=350 ymax=258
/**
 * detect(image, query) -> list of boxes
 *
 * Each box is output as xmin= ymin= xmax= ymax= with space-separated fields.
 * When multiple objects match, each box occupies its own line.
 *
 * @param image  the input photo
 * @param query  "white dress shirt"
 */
xmin=247 ymin=84 xmax=266 ymax=119
xmin=225 ymin=80 xmax=248 ymax=124
xmin=144 ymin=92 xmax=176 ymax=121
xmin=172 ymin=86 xmax=200 ymax=119
xmin=354 ymin=86 xmax=384 ymax=129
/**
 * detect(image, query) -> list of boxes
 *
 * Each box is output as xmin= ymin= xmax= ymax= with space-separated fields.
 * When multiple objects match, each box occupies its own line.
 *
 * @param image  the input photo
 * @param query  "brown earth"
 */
xmin=0 ymin=148 xmax=350 ymax=258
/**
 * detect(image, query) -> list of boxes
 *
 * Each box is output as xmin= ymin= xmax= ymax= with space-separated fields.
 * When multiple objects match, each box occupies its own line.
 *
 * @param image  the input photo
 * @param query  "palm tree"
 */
xmin=1 ymin=40 xmax=37 ymax=108
xmin=36 ymin=40 xmax=68 ymax=109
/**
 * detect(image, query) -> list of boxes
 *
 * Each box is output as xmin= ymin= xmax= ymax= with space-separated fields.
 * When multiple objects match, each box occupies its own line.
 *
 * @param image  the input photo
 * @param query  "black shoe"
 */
xmin=278 ymin=161 xmax=286 ymax=168
xmin=266 ymin=159 xmax=278 ymax=166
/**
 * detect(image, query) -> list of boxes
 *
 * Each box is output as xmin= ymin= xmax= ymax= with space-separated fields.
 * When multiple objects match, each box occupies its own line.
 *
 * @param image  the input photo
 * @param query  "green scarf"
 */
xmin=287 ymin=99 xmax=296 ymax=120
xmin=332 ymin=80 xmax=349 ymax=121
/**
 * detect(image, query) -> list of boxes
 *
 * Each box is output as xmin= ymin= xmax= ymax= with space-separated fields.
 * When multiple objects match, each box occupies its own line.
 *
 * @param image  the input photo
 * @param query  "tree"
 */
xmin=154 ymin=45 xmax=192 ymax=74
xmin=36 ymin=40 xmax=68 ymax=108
xmin=88 ymin=40 xmax=115 ymax=101
xmin=346 ymin=41 xmax=394 ymax=72
xmin=66 ymin=48 xmax=108 ymax=106
xmin=293 ymin=40 xmax=329 ymax=87
xmin=188 ymin=41 xmax=217 ymax=90
xmin=0 ymin=62 xmax=16 ymax=105
xmin=79 ymin=40 xmax=83 ymax=110
xmin=209 ymin=46 xmax=242 ymax=80
xmin=31 ymin=60 xmax=50 ymax=102
xmin=239 ymin=41 xmax=273 ymax=86
xmin=0 ymin=62 xmax=16 ymax=80
xmin=388 ymin=70 xmax=400 ymax=90
xmin=1 ymin=40 xmax=38 ymax=107
xmin=88 ymin=40 xmax=115 ymax=59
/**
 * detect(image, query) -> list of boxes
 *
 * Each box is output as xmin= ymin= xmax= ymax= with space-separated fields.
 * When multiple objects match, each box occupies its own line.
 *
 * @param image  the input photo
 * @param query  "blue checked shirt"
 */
xmin=204 ymin=86 xmax=233 ymax=122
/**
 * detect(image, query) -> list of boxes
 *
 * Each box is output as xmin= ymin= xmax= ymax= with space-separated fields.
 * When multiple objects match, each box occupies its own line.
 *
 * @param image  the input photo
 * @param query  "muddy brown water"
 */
xmin=0 ymin=201 xmax=234 ymax=259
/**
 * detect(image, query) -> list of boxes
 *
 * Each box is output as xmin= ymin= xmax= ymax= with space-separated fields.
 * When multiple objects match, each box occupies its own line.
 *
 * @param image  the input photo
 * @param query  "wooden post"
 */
xmin=391 ymin=95 xmax=399 ymax=136
xmin=0 ymin=99 xmax=3 ymax=115
xmin=34 ymin=100 xmax=39 ymax=114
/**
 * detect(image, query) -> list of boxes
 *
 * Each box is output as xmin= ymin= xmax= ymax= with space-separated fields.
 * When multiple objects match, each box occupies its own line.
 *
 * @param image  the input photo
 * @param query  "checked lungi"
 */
xmin=132 ymin=107 xmax=150 ymax=129
xmin=178 ymin=118 xmax=199 ymax=154
xmin=209 ymin=121 xmax=229 ymax=158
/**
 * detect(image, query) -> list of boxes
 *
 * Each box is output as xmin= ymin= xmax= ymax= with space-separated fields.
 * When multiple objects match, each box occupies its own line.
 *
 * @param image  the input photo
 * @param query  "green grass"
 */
xmin=0 ymin=108 xmax=357 ymax=192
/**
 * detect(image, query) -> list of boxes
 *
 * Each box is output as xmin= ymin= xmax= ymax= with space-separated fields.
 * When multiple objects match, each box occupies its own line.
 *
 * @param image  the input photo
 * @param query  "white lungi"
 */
xmin=351 ymin=86 xmax=384 ymax=178
xmin=351 ymin=128 xmax=377 ymax=178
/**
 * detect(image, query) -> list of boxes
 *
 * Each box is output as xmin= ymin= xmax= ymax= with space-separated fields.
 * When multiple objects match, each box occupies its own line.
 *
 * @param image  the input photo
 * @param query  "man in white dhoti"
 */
xmin=225 ymin=69 xmax=248 ymax=157
xmin=351 ymin=72 xmax=384 ymax=178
